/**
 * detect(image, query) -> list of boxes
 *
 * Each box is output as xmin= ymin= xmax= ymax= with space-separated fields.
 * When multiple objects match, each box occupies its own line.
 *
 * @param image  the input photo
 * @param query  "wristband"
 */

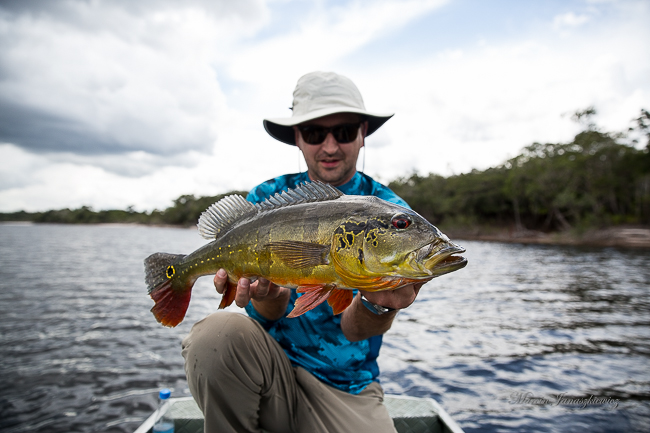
xmin=360 ymin=294 xmax=397 ymax=315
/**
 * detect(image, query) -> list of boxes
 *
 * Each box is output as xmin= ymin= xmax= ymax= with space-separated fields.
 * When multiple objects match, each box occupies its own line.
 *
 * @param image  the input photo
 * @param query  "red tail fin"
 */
xmin=149 ymin=278 xmax=194 ymax=327
xmin=145 ymin=252 xmax=194 ymax=327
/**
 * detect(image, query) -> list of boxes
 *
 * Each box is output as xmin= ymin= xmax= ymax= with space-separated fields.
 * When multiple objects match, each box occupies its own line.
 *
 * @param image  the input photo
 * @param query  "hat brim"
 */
xmin=264 ymin=107 xmax=393 ymax=145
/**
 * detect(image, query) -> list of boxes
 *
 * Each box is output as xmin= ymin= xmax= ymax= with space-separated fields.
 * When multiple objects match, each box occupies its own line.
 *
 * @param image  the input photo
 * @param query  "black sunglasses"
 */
xmin=297 ymin=123 xmax=361 ymax=145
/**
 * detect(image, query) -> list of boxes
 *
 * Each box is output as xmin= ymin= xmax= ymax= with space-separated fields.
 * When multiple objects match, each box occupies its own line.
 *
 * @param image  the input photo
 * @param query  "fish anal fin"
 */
xmin=327 ymin=288 xmax=353 ymax=315
xmin=218 ymin=280 xmax=238 ymax=309
xmin=268 ymin=241 xmax=329 ymax=269
xmin=287 ymin=285 xmax=333 ymax=318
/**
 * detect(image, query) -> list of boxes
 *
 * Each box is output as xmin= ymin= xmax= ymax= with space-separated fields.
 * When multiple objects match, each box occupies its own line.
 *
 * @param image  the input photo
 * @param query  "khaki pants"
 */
xmin=181 ymin=312 xmax=397 ymax=433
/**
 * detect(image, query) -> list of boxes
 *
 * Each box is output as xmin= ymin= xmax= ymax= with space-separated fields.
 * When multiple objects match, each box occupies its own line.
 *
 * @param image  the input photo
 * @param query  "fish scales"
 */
xmin=144 ymin=181 xmax=467 ymax=327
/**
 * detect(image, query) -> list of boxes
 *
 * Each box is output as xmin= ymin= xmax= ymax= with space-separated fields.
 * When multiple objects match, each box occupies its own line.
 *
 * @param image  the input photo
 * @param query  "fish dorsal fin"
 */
xmin=256 ymin=180 xmax=343 ymax=212
xmin=197 ymin=194 xmax=257 ymax=240
xmin=198 ymin=181 xmax=343 ymax=240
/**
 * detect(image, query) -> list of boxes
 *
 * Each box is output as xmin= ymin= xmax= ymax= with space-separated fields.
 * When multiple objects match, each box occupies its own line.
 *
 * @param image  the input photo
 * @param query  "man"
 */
xmin=182 ymin=71 xmax=423 ymax=433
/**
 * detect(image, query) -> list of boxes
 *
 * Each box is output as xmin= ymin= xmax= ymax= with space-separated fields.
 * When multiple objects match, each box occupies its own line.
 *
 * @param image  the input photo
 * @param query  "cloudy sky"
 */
xmin=1 ymin=0 xmax=648 ymax=213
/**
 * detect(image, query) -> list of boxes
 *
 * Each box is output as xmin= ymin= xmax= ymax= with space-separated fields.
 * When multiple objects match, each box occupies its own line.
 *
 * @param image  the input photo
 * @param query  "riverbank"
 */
xmin=3 ymin=220 xmax=649 ymax=249
xmin=447 ymin=225 xmax=650 ymax=249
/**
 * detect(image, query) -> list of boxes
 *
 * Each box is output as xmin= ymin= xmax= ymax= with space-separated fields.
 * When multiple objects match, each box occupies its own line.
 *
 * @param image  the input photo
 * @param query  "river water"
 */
xmin=0 ymin=223 xmax=648 ymax=432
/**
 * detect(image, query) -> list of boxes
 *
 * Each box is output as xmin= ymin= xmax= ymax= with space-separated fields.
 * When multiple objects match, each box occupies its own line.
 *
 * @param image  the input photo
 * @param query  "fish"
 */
xmin=144 ymin=181 xmax=467 ymax=327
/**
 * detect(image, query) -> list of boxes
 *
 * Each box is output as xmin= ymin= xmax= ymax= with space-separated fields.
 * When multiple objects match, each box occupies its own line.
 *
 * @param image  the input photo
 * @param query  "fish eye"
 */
xmin=391 ymin=214 xmax=412 ymax=229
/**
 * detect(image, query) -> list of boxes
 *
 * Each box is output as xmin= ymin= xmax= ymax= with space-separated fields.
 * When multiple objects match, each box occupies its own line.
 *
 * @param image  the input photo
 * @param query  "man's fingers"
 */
xmin=234 ymin=278 xmax=251 ymax=308
xmin=360 ymin=284 xmax=420 ymax=310
xmin=254 ymin=278 xmax=271 ymax=298
xmin=214 ymin=271 xmax=285 ymax=308
xmin=213 ymin=268 xmax=228 ymax=294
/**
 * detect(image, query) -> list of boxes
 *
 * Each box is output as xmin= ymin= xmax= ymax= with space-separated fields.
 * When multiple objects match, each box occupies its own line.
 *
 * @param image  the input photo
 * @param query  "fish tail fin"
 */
xmin=144 ymin=252 xmax=194 ymax=327
xmin=218 ymin=280 xmax=237 ymax=309
xmin=327 ymin=288 xmax=354 ymax=315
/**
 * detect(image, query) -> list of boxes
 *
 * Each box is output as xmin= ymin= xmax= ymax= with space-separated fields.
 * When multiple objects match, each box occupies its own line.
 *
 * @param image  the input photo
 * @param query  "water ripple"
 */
xmin=1 ymin=225 xmax=649 ymax=432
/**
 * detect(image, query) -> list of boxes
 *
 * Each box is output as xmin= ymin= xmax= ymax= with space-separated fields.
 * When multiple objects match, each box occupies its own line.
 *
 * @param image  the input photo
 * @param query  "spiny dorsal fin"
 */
xmin=197 ymin=181 xmax=344 ymax=240
xmin=256 ymin=180 xmax=343 ymax=212
xmin=197 ymin=194 xmax=257 ymax=240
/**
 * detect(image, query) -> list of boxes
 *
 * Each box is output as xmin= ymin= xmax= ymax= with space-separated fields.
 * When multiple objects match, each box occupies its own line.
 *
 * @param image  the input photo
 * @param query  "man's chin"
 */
xmin=311 ymin=169 xmax=354 ymax=186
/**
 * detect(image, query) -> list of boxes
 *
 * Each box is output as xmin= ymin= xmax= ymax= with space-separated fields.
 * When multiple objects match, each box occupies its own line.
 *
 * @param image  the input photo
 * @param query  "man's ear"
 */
xmin=361 ymin=121 xmax=369 ymax=137
xmin=293 ymin=126 xmax=302 ymax=149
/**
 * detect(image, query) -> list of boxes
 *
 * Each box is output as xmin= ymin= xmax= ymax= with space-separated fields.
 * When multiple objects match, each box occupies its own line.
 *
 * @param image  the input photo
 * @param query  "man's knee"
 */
xmin=182 ymin=312 xmax=281 ymax=401
xmin=183 ymin=312 xmax=275 ymax=382
xmin=183 ymin=313 xmax=257 ymax=364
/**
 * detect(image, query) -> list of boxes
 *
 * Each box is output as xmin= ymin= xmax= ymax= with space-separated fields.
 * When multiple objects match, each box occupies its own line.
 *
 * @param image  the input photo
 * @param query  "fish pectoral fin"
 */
xmin=268 ymin=241 xmax=330 ymax=269
xmin=218 ymin=280 xmax=237 ymax=309
xmin=327 ymin=288 xmax=353 ymax=315
xmin=287 ymin=285 xmax=333 ymax=318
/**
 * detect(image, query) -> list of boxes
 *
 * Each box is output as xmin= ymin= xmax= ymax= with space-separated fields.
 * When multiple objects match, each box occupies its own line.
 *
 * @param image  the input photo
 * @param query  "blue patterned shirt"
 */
xmin=244 ymin=171 xmax=409 ymax=394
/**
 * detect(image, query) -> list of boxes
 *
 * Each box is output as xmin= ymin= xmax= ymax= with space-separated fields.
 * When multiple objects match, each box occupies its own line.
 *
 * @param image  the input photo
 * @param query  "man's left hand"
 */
xmin=360 ymin=282 xmax=424 ymax=311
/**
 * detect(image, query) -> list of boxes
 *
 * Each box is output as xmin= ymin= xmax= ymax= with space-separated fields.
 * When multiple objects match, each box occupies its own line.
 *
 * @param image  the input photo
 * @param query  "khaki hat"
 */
xmin=263 ymin=71 xmax=394 ymax=145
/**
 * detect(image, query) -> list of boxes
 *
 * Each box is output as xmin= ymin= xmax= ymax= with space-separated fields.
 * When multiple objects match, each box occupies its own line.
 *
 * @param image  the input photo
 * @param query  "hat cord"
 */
xmin=360 ymin=137 xmax=365 ymax=174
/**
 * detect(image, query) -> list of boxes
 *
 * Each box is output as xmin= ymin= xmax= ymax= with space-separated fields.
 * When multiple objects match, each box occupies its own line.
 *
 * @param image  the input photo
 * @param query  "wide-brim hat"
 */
xmin=264 ymin=71 xmax=394 ymax=145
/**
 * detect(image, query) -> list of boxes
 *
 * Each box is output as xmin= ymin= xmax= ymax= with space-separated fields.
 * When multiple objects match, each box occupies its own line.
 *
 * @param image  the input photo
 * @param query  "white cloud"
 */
xmin=553 ymin=12 xmax=591 ymax=30
xmin=0 ymin=0 xmax=648 ymax=213
xmin=0 ymin=0 xmax=269 ymax=157
xmin=352 ymin=4 xmax=650 ymax=180
xmin=225 ymin=0 xmax=448 ymax=88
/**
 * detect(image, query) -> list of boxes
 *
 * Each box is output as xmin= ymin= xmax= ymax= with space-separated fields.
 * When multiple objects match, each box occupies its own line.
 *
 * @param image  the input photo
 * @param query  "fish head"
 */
xmin=331 ymin=197 xmax=467 ymax=282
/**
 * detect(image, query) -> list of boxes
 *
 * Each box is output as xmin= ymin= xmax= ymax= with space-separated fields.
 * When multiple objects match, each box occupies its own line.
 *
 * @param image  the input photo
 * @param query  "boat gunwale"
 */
xmin=133 ymin=395 xmax=464 ymax=433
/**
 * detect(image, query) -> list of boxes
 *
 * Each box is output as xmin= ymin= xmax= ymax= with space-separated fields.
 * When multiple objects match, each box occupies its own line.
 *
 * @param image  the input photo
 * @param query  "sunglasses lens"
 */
xmin=332 ymin=124 xmax=359 ymax=143
xmin=299 ymin=124 xmax=359 ymax=144
xmin=301 ymin=128 xmax=327 ymax=144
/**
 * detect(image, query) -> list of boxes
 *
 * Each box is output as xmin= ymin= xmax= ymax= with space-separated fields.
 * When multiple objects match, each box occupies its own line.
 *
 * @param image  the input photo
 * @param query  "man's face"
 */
xmin=294 ymin=113 xmax=368 ymax=187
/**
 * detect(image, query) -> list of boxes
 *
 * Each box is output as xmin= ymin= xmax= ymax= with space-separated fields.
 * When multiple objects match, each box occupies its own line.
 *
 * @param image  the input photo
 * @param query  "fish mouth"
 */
xmin=414 ymin=240 xmax=468 ymax=277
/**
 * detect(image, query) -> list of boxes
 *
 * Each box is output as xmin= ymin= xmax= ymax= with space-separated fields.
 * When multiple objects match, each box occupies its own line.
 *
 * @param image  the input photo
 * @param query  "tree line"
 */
xmin=388 ymin=108 xmax=650 ymax=233
xmin=2 ymin=108 xmax=648 ymax=232
xmin=0 ymin=192 xmax=247 ymax=226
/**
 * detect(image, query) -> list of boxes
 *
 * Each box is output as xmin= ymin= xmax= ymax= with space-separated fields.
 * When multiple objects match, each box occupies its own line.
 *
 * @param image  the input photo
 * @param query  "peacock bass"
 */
xmin=144 ymin=181 xmax=467 ymax=327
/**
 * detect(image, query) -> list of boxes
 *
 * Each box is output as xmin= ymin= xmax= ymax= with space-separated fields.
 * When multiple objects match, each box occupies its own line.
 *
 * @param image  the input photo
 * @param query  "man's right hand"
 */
xmin=213 ymin=269 xmax=291 ymax=320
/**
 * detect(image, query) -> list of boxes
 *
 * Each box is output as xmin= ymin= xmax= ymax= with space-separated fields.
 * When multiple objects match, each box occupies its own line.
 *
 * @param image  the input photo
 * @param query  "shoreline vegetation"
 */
xmin=447 ymin=225 xmax=650 ymax=249
xmin=2 ymin=108 xmax=649 ymax=249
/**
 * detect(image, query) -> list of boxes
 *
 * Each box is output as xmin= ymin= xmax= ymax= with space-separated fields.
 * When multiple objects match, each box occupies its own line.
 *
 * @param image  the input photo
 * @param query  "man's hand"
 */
xmin=341 ymin=282 xmax=425 ymax=342
xmin=213 ymin=269 xmax=291 ymax=320
xmin=359 ymin=282 xmax=423 ymax=311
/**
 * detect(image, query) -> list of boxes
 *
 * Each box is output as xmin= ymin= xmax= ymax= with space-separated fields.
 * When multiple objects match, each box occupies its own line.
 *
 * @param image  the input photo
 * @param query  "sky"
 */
xmin=0 ymin=0 xmax=648 ymax=213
